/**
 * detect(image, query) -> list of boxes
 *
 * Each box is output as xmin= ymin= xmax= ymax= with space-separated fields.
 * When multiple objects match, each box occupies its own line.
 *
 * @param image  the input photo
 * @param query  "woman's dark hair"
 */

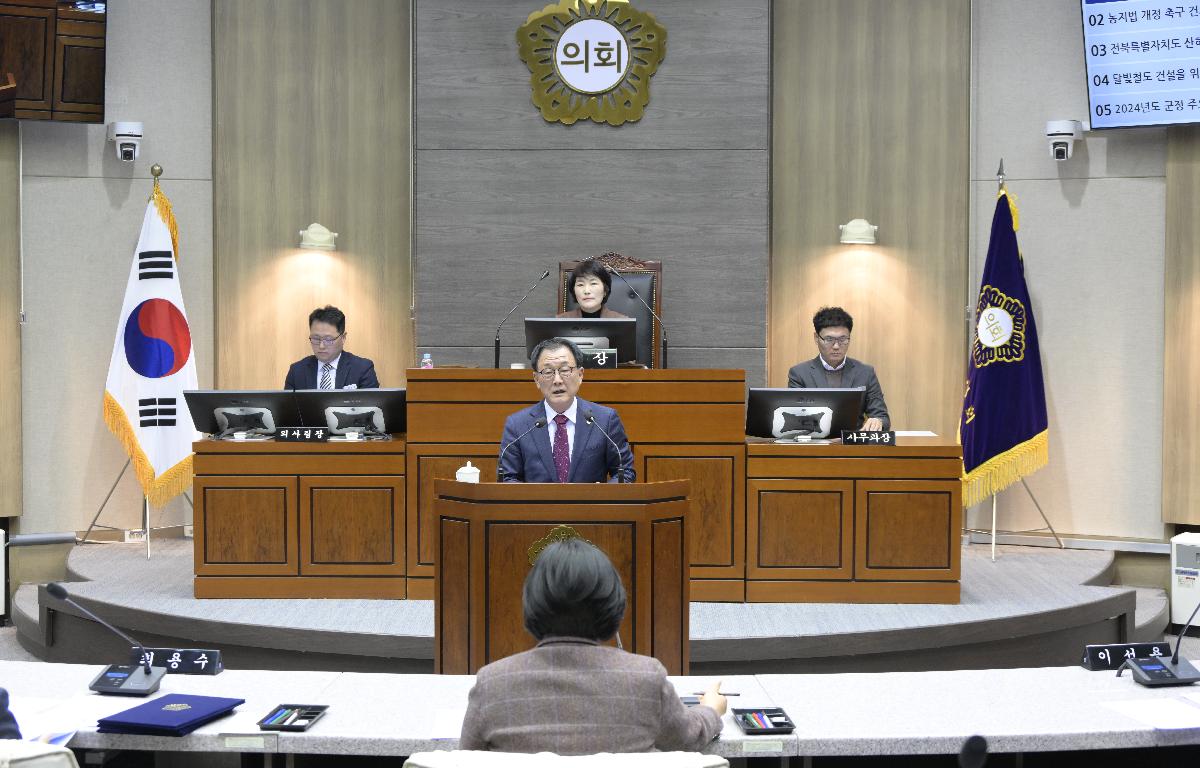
xmin=523 ymin=538 xmax=626 ymax=642
xmin=567 ymin=260 xmax=612 ymax=306
xmin=812 ymin=306 xmax=853 ymax=334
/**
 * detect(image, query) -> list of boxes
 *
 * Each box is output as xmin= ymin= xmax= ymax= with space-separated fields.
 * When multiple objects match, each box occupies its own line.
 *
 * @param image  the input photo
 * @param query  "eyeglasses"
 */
xmin=308 ymin=333 xmax=345 ymax=347
xmin=535 ymin=366 xmax=581 ymax=380
xmin=817 ymin=334 xmax=851 ymax=348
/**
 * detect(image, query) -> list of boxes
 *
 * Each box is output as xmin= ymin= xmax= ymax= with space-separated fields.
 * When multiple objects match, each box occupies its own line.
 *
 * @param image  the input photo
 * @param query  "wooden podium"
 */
xmin=408 ymin=368 xmax=746 ymax=601
xmin=433 ymin=479 xmax=690 ymax=675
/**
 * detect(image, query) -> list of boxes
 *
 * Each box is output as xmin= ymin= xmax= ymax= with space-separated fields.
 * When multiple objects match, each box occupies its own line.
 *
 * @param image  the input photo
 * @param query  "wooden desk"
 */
xmin=192 ymin=438 xmax=407 ymax=599
xmin=406 ymin=368 xmax=747 ymax=601
xmin=745 ymin=436 xmax=963 ymax=603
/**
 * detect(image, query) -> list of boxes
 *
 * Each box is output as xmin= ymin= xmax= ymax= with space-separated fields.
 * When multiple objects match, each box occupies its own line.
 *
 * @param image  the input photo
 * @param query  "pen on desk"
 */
xmin=283 ymin=710 xmax=302 ymax=726
xmin=267 ymin=708 xmax=291 ymax=725
xmin=692 ymin=691 xmax=739 ymax=696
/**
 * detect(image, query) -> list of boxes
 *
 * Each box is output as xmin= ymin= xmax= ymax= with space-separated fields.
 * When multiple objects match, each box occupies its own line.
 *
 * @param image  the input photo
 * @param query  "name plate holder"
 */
xmin=274 ymin=427 xmax=329 ymax=443
xmin=131 ymin=647 xmax=224 ymax=675
xmin=841 ymin=430 xmax=896 ymax=445
xmin=581 ymin=348 xmax=617 ymax=369
xmin=1081 ymin=642 xmax=1171 ymax=671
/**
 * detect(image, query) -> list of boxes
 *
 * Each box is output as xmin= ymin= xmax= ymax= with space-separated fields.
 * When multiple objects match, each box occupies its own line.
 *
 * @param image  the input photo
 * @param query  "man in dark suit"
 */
xmin=283 ymin=305 xmax=379 ymax=390
xmin=0 ymin=688 xmax=21 ymax=739
xmin=788 ymin=306 xmax=890 ymax=430
xmin=499 ymin=338 xmax=635 ymax=483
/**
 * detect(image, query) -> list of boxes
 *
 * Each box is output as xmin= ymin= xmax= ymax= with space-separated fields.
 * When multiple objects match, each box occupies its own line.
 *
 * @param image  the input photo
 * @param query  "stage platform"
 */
xmin=13 ymin=540 xmax=1166 ymax=674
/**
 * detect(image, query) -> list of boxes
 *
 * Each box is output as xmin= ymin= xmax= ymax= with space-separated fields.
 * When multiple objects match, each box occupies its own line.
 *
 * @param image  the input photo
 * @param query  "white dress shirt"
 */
xmin=819 ymin=354 xmax=847 ymax=372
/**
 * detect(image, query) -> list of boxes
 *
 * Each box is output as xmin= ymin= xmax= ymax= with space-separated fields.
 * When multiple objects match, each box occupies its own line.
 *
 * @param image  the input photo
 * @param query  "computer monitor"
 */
xmin=294 ymin=388 xmax=407 ymax=436
xmin=524 ymin=317 xmax=638 ymax=368
xmin=745 ymin=387 xmax=867 ymax=440
xmin=183 ymin=390 xmax=299 ymax=437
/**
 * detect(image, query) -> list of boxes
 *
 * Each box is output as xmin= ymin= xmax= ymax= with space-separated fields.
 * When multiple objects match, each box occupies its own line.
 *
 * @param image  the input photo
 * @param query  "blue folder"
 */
xmin=97 ymin=693 xmax=245 ymax=736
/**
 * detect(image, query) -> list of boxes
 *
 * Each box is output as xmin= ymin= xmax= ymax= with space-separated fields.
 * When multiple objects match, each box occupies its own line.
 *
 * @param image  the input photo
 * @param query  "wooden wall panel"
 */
xmin=0 ymin=121 xmax=19 ymax=518
xmin=770 ymin=1 xmax=970 ymax=436
xmin=413 ymin=0 xmax=770 ymax=381
xmin=213 ymin=0 xmax=412 ymax=390
xmin=1164 ymin=127 xmax=1200 ymax=524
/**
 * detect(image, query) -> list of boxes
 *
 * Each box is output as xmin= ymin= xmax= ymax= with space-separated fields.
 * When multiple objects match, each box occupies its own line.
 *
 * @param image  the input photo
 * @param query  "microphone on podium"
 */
xmin=604 ymin=264 xmax=669 ymax=368
xmin=585 ymin=411 xmax=628 ymax=484
xmin=497 ymin=418 xmax=547 ymax=481
xmin=495 ymin=270 xmax=551 ymax=368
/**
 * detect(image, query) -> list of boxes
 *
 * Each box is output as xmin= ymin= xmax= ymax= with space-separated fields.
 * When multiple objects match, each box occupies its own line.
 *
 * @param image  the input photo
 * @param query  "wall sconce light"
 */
xmin=298 ymin=222 xmax=338 ymax=251
xmin=838 ymin=219 xmax=877 ymax=245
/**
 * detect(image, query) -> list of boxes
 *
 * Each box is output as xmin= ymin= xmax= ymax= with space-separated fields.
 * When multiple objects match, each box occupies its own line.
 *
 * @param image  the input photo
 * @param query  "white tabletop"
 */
xmin=6 ymin=660 xmax=1200 ymax=758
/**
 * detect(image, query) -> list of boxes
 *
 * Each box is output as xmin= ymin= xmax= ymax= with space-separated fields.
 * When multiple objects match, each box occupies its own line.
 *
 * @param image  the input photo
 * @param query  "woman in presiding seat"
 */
xmin=557 ymin=259 xmax=630 ymax=319
xmin=459 ymin=539 xmax=727 ymax=754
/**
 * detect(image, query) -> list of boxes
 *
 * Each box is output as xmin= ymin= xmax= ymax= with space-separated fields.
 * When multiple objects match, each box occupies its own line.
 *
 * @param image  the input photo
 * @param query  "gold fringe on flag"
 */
xmin=103 ymin=392 xmax=193 ymax=508
xmin=1000 ymin=188 xmax=1019 ymax=232
xmin=961 ymin=429 xmax=1048 ymax=508
xmin=151 ymin=182 xmax=180 ymax=261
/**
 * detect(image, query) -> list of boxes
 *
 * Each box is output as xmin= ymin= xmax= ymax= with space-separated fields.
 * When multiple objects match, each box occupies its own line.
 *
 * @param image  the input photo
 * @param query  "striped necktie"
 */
xmin=320 ymin=362 xmax=334 ymax=390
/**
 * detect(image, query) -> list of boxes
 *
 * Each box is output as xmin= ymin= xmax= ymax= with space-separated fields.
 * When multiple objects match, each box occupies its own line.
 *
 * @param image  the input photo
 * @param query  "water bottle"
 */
xmin=420 ymin=352 xmax=434 ymax=369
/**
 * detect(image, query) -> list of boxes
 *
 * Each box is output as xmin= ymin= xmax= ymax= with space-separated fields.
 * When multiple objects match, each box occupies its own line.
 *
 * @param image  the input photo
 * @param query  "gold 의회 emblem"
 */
xmin=517 ymin=0 xmax=666 ymax=125
xmin=972 ymin=285 xmax=1027 ymax=368
xmin=527 ymin=524 xmax=592 ymax=565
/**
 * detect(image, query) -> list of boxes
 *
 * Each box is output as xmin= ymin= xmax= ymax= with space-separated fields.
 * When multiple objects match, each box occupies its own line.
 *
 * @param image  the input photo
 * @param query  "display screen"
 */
xmin=1081 ymin=1 xmax=1200 ymax=128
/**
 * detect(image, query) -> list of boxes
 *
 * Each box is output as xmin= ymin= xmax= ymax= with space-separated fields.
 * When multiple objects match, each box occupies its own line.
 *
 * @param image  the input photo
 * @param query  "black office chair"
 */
xmin=559 ymin=253 xmax=663 ymax=368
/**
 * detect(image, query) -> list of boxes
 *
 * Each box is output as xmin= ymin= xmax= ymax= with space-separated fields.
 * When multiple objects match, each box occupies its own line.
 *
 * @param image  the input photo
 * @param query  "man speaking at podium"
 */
xmin=499 ymin=338 xmax=635 ymax=483
xmin=284 ymin=305 xmax=379 ymax=390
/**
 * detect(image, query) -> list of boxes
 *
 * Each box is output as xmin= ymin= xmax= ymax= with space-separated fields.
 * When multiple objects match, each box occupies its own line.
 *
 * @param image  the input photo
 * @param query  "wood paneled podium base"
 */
xmin=433 ymin=479 xmax=690 ymax=675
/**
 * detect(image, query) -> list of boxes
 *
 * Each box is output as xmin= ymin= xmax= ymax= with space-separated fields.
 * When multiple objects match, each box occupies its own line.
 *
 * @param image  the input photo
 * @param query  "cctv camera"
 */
xmin=107 ymin=121 xmax=143 ymax=163
xmin=1045 ymin=119 xmax=1083 ymax=162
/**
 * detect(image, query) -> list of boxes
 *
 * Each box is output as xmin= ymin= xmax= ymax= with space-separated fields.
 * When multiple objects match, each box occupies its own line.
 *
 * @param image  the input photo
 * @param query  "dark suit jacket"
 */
xmin=283 ymin=351 xmax=379 ymax=390
xmin=787 ymin=356 xmax=890 ymax=430
xmin=0 ymin=688 xmax=21 ymax=740
xmin=459 ymin=637 xmax=721 ymax=754
xmin=499 ymin=397 xmax=635 ymax=483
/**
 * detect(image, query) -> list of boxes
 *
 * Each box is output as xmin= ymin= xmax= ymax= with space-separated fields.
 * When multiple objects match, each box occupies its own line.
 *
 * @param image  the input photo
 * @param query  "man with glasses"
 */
xmin=787 ymin=306 xmax=890 ymax=431
xmin=283 ymin=305 xmax=379 ymax=390
xmin=498 ymin=337 xmax=635 ymax=483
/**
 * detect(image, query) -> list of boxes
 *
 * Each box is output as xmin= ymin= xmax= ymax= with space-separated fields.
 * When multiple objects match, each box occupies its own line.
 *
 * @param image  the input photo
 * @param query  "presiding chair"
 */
xmin=559 ymin=252 xmax=663 ymax=368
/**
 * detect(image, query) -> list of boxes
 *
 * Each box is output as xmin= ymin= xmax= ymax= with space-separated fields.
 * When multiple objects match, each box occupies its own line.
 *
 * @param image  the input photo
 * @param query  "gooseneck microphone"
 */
xmin=47 ymin=582 xmax=152 ymax=673
xmin=1173 ymin=596 xmax=1200 ymax=667
xmin=585 ymin=411 xmax=628 ymax=483
xmin=47 ymin=582 xmax=167 ymax=695
xmin=497 ymin=418 xmax=547 ymax=481
xmin=605 ymin=265 xmax=669 ymax=368
xmin=495 ymin=269 xmax=552 ymax=368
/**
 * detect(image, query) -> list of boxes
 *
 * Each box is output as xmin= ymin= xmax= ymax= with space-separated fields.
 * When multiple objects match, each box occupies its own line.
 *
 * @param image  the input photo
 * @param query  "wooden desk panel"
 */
xmin=192 ymin=439 xmax=406 ymax=598
xmin=746 ymin=437 xmax=963 ymax=604
xmin=408 ymin=369 xmax=746 ymax=600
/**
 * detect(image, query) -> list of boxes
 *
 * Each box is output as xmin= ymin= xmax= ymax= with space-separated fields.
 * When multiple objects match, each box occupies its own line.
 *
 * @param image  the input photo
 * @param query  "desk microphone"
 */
xmin=46 ymin=582 xmax=166 ymax=696
xmin=605 ymin=264 xmax=669 ymax=368
xmin=1118 ymin=596 xmax=1200 ymax=686
xmin=495 ymin=269 xmax=551 ymax=368
xmin=957 ymin=735 xmax=987 ymax=768
xmin=497 ymin=419 xmax=546 ymax=481
xmin=585 ymin=412 xmax=628 ymax=483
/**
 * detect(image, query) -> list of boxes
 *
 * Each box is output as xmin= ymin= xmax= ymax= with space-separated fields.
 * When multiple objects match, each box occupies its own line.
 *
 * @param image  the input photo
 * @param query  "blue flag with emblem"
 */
xmin=959 ymin=190 xmax=1048 ymax=507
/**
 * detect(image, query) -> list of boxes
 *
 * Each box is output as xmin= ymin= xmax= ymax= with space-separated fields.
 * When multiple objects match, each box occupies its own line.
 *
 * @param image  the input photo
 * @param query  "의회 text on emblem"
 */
xmin=517 ymin=0 xmax=666 ymax=125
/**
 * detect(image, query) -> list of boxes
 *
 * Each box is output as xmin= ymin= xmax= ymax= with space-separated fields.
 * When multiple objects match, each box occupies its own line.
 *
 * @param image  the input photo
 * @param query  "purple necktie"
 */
xmin=552 ymin=413 xmax=570 ymax=483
